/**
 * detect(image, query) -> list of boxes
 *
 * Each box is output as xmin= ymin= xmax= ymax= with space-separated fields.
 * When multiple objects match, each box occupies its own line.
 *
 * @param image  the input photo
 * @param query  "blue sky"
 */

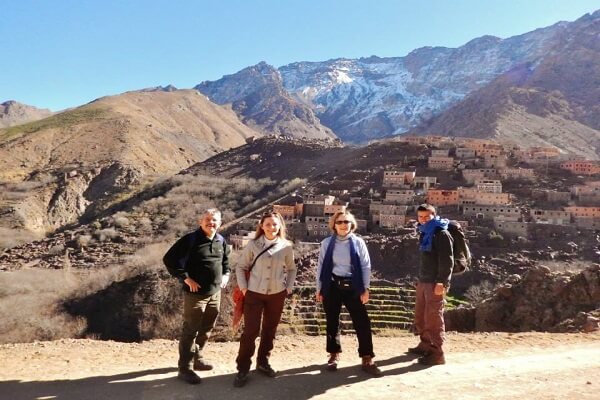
xmin=1 ymin=0 xmax=598 ymax=111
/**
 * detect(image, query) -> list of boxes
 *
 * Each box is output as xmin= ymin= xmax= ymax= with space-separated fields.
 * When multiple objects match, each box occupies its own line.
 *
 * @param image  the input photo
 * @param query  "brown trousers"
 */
xmin=414 ymin=282 xmax=446 ymax=352
xmin=236 ymin=290 xmax=287 ymax=373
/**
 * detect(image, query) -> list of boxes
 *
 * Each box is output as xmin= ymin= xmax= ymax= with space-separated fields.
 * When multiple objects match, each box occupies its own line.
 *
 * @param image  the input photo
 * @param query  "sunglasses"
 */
xmin=335 ymin=220 xmax=351 ymax=225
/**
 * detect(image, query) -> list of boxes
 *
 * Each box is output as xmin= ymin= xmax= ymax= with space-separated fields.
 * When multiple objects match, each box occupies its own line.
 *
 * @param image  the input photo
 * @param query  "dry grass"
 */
xmin=0 ymin=228 xmax=42 ymax=249
xmin=0 ymin=269 xmax=87 ymax=343
xmin=0 ymin=107 xmax=108 ymax=143
xmin=0 ymin=173 xmax=307 ymax=343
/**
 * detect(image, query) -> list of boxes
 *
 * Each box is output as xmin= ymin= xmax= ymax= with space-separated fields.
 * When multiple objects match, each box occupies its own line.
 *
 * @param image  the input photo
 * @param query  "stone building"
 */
xmin=428 ymin=156 xmax=454 ymax=170
xmin=427 ymin=189 xmax=459 ymax=206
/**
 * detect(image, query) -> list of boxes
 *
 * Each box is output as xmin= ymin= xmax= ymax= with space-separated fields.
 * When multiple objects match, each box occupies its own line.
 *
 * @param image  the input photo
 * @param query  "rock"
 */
xmin=471 ymin=266 xmax=600 ymax=332
xmin=523 ymin=265 xmax=552 ymax=283
xmin=582 ymin=316 xmax=600 ymax=333
xmin=496 ymin=285 xmax=513 ymax=299
xmin=445 ymin=307 xmax=476 ymax=332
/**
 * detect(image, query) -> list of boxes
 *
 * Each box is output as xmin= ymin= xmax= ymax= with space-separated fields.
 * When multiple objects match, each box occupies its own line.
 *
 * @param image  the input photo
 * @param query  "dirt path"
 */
xmin=1 ymin=332 xmax=599 ymax=400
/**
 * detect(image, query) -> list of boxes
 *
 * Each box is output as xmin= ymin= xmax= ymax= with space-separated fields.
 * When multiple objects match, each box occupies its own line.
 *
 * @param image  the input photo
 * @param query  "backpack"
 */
xmin=446 ymin=221 xmax=472 ymax=275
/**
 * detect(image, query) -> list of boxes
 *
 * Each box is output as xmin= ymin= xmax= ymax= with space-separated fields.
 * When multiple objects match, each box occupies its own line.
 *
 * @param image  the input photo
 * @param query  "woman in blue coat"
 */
xmin=316 ymin=210 xmax=382 ymax=377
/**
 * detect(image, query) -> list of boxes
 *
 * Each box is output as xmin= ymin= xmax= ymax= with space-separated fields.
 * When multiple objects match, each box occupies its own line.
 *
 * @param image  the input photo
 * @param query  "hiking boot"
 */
xmin=256 ymin=363 xmax=277 ymax=377
xmin=233 ymin=371 xmax=248 ymax=387
xmin=327 ymin=353 xmax=340 ymax=371
xmin=177 ymin=369 xmax=202 ymax=385
xmin=407 ymin=343 xmax=431 ymax=356
xmin=418 ymin=352 xmax=446 ymax=365
xmin=361 ymin=356 xmax=383 ymax=377
xmin=193 ymin=358 xmax=214 ymax=371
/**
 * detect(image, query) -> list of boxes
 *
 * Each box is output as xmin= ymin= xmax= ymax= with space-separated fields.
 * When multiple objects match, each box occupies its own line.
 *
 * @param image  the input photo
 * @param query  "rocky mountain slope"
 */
xmin=0 ymin=89 xmax=260 ymax=237
xmin=195 ymin=63 xmax=336 ymax=140
xmin=197 ymin=10 xmax=599 ymax=148
xmin=0 ymin=100 xmax=52 ymax=128
xmin=412 ymin=12 xmax=600 ymax=159
xmin=0 ymin=89 xmax=259 ymax=181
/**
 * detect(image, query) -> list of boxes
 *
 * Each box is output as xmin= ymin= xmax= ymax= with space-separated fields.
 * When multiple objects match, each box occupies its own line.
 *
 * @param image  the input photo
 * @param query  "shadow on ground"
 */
xmin=1 ymin=354 xmax=430 ymax=400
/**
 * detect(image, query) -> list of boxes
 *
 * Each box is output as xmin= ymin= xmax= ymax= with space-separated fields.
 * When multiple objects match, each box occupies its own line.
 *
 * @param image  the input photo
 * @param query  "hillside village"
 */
xmin=229 ymin=135 xmax=600 ymax=247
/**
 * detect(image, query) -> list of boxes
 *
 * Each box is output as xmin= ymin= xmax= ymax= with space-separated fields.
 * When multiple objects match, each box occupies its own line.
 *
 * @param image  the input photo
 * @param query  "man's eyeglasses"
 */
xmin=335 ymin=220 xmax=351 ymax=225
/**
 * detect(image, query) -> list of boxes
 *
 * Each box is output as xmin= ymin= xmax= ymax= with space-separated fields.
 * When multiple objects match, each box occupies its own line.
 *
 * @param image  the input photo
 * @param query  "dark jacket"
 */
xmin=163 ymin=230 xmax=230 ymax=295
xmin=418 ymin=229 xmax=454 ymax=287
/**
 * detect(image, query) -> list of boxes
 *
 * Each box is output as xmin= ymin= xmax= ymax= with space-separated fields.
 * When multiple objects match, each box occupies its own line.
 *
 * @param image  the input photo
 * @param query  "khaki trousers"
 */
xmin=178 ymin=290 xmax=221 ymax=370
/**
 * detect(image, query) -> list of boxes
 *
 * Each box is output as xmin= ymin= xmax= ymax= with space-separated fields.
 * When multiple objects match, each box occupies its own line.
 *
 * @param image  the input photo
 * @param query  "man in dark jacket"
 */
xmin=163 ymin=208 xmax=230 ymax=384
xmin=408 ymin=204 xmax=453 ymax=365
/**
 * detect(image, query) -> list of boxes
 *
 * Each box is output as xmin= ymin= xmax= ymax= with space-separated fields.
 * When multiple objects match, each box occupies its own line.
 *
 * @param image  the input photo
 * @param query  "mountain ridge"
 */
xmin=0 ymin=100 xmax=53 ymax=128
xmin=197 ymin=10 xmax=599 ymax=148
xmin=195 ymin=62 xmax=336 ymax=140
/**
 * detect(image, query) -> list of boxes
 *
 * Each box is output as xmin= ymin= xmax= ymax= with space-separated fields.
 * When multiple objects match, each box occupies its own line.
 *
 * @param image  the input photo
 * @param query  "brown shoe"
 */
xmin=193 ymin=358 xmax=214 ymax=371
xmin=177 ymin=369 xmax=202 ymax=384
xmin=327 ymin=353 xmax=340 ymax=371
xmin=418 ymin=352 xmax=446 ymax=365
xmin=256 ymin=363 xmax=277 ymax=378
xmin=361 ymin=356 xmax=383 ymax=377
xmin=407 ymin=343 xmax=431 ymax=356
xmin=233 ymin=371 xmax=248 ymax=387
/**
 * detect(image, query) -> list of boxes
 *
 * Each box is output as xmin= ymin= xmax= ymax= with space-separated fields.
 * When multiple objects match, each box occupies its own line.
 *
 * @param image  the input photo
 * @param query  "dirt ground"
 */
xmin=1 ymin=331 xmax=599 ymax=400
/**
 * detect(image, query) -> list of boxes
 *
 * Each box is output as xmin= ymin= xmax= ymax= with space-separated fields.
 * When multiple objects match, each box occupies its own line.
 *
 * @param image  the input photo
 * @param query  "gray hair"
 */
xmin=202 ymin=208 xmax=222 ymax=219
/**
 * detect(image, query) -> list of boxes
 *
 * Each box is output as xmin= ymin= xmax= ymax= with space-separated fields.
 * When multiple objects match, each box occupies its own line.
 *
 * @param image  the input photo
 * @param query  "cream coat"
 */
xmin=235 ymin=236 xmax=296 ymax=295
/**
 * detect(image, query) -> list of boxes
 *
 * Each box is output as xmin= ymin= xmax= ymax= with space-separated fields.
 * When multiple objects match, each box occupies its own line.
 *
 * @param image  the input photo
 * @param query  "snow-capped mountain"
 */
xmin=195 ymin=63 xmax=336 ymax=140
xmin=410 ymin=10 xmax=600 ymax=159
xmin=196 ymin=10 xmax=599 ymax=144
xmin=279 ymin=23 xmax=566 ymax=142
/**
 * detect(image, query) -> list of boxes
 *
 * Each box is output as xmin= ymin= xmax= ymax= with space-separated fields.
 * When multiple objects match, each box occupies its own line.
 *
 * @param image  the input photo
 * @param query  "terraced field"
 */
xmin=284 ymin=280 xmax=416 ymax=335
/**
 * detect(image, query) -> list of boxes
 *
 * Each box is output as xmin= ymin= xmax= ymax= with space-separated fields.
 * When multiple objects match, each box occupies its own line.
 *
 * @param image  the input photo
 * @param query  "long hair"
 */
xmin=254 ymin=211 xmax=287 ymax=240
xmin=328 ymin=210 xmax=358 ymax=233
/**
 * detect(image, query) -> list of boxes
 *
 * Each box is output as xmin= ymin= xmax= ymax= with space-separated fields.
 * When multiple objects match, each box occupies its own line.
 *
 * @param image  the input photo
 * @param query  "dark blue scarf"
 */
xmin=319 ymin=235 xmax=365 ymax=296
xmin=418 ymin=216 xmax=449 ymax=252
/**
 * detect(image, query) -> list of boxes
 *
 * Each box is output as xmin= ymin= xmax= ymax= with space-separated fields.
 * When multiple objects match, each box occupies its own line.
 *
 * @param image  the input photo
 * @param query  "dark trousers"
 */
xmin=178 ymin=290 xmax=221 ymax=370
xmin=236 ymin=289 xmax=287 ymax=373
xmin=322 ymin=282 xmax=374 ymax=358
xmin=414 ymin=282 xmax=446 ymax=352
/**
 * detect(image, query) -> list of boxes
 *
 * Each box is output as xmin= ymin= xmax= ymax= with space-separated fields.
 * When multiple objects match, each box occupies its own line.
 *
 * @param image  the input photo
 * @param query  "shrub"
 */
xmin=90 ymin=220 xmax=102 ymax=230
xmin=464 ymin=281 xmax=495 ymax=304
xmin=47 ymin=244 xmax=65 ymax=256
xmin=94 ymin=228 xmax=119 ymax=242
xmin=76 ymin=234 xmax=93 ymax=248
xmin=0 ymin=269 xmax=88 ymax=344
xmin=113 ymin=216 xmax=130 ymax=228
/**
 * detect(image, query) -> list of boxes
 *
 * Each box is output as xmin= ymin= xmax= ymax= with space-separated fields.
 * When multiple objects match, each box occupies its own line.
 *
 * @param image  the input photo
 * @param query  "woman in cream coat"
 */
xmin=233 ymin=210 xmax=296 ymax=387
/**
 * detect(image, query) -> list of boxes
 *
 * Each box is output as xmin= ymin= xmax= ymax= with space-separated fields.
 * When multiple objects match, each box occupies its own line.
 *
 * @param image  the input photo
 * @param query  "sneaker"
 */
xmin=256 ymin=363 xmax=277 ymax=378
xmin=361 ymin=356 xmax=383 ymax=377
xmin=233 ymin=371 xmax=248 ymax=387
xmin=418 ymin=352 xmax=446 ymax=365
xmin=193 ymin=358 xmax=214 ymax=371
xmin=361 ymin=362 xmax=383 ymax=377
xmin=177 ymin=369 xmax=202 ymax=385
xmin=327 ymin=353 xmax=340 ymax=371
xmin=407 ymin=343 xmax=431 ymax=356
